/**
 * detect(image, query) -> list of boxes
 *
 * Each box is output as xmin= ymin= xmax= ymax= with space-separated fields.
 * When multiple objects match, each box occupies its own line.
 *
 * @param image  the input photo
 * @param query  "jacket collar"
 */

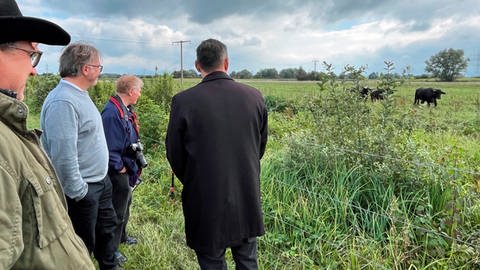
xmin=201 ymin=71 xmax=233 ymax=83
xmin=0 ymin=90 xmax=29 ymax=133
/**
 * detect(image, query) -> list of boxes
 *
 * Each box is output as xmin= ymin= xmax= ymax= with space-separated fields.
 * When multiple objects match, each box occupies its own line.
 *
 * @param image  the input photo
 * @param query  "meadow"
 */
xmin=26 ymin=74 xmax=480 ymax=269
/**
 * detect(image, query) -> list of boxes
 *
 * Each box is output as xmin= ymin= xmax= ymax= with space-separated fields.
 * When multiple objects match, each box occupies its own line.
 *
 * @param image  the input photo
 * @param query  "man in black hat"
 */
xmin=0 ymin=0 xmax=95 ymax=269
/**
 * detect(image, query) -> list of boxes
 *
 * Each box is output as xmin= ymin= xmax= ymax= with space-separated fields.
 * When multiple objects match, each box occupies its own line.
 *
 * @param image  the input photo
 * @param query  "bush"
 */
xmin=264 ymin=95 xmax=297 ymax=115
xmin=135 ymin=97 xmax=169 ymax=153
xmin=90 ymin=79 xmax=115 ymax=110
xmin=25 ymin=74 xmax=61 ymax=113
xmin=142 ymin=74 xmax=174 ymax=112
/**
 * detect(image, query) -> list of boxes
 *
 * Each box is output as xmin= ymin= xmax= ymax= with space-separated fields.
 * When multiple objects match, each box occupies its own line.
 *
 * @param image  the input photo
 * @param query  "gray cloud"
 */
xmin=41 ymin=0 xmax=180 ymax=21
xmin=23 ymin=0 xmax=480 ymax=76
xmin=37 ymin=0 xmax=480 ymax=30
xmin=39 ymin=0 xmax=476 ymax=23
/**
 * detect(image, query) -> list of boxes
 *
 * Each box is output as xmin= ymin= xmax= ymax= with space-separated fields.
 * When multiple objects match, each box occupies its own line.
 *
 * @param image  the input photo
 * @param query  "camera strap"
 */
xmin=110 ymin=95 xmax=140 ymax=138
xmin=109 ymin=95 xmax=128 ymax=122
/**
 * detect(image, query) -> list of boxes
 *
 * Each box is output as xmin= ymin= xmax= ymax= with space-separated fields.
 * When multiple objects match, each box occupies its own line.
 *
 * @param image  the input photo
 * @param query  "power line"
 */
xmin=71 ymin=34 xmax=154 ymax=44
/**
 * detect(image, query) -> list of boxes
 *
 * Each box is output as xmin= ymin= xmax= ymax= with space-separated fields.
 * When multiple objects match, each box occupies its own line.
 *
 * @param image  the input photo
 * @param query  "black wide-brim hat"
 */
xmin=0 ymin=0 xmax=70 ymax=45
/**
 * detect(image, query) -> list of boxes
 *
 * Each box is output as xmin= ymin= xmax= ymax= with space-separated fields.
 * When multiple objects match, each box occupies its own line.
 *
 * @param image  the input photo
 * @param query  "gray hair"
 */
xmin=0 ymin=42 xmax=16 ymax=51
xmin=116 ymin=75 xmax=143 ymax=94
xmin=59 ymin=42 xmax=99 ymax=77
xmin=196 ymin=39 xmax=227 ymax=73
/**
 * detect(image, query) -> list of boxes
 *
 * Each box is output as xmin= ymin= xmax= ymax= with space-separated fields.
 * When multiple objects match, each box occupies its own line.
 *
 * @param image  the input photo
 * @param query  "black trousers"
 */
xmin=109 ymin=172 xmax=132 ymax=247
xmin=66 ymin=175 xmax=118 ymax=270
xmin=195 ymin=238 xmax=259 ymax=270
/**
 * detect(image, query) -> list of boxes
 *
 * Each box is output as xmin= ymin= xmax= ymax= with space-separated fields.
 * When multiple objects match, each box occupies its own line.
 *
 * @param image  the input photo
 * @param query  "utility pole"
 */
xmin=312 ymin=59 xmax=319 ymax=73
xmin=173 ymin=40 xmax=191 ymax=88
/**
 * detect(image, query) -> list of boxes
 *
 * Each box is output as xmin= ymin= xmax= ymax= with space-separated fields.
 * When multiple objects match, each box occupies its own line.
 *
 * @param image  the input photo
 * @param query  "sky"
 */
xmin=18 ymin=0 xmax=480 ymax=76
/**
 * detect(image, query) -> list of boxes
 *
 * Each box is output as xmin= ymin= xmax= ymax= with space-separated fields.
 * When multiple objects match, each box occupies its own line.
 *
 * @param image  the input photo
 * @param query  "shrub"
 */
xmin=90 ymin=79 xmax=115 ymax=110
xmin=142 ymin=74 xmax=175 ymax=112
xmin=135 ymin=96 xmax=169 ymax=153
xmin=264 ymin=95 xmax=297 ymax=115
xmin=25 ymin=74 xmax=61 ymax=113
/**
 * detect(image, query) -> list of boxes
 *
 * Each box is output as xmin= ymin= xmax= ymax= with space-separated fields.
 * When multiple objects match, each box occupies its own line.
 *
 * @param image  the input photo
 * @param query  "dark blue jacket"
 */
xmin=102 ymin=96 xmax=140 ymax=186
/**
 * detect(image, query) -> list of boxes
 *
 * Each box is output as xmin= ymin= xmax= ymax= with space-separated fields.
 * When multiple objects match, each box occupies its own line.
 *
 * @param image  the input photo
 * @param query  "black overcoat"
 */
xmin=165 ymin=71 xmax=268 ymax=253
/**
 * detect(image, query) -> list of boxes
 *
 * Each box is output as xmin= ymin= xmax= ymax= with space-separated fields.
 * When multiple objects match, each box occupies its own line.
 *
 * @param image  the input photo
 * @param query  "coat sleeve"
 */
xmin=259 ymin=104 xmax=268 ymax=159
xmin=165 ymin=96 xmax=187 ymax=183
xmin=0 ymin=165 xmax=23 ymax=269
xmin=102 ymin=107 xmax=127 ymax=171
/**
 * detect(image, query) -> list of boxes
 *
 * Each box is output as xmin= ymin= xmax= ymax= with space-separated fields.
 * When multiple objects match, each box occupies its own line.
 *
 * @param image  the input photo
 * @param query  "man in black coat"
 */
xmin=166 ymin=38 xmax=268 ymax=270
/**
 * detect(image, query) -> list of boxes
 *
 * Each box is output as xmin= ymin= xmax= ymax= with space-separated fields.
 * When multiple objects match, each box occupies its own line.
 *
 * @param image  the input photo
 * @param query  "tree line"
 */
xmin=170 ymin=48 xmax=469 ymax=82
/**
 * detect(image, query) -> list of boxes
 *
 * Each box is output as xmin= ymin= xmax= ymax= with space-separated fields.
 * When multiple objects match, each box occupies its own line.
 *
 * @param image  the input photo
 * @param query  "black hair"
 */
xmin=196 ymin=39 xmax=227 ymax=73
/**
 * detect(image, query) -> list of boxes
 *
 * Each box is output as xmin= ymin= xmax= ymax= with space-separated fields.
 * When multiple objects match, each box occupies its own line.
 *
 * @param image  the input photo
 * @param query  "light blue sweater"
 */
xmin=41 ymin=79 xmax=109 ymax=200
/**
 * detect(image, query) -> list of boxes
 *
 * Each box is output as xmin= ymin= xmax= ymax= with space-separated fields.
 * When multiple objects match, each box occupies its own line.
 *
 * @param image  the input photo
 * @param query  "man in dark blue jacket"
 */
xmin=166 ymin=39 xmax=268 ymax=270
xmin=102 ymin=75 xmax=144 ymax=264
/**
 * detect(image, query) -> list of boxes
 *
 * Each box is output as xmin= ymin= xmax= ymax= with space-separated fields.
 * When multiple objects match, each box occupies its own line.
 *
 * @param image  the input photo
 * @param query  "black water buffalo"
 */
xmin=348 ymin=86 xmax=371 ymax=99
xmin=414 ymin=88 xmax=446 ymax=107
xmin=359 ymin=86 xmax=372 ymax=99
xmin=370 ymin=89 xmax=385 ymax=101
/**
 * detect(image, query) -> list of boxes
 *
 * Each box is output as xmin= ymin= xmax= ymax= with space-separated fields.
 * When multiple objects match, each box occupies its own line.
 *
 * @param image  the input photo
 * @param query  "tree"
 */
xmin=230 ymin=69 xmax=253 ymax=79
xmin=171 ymin=69 xmax=200 ymax=78
xmin=237 ymin=69 xmax=253 ymax=79
xmin=368 ymin=72 xmax=379 ymax=80
xmin=425 ymin=48 xmax=469 ymax=81
xmin=254 ymin=68 xmax=279 ymax=79
xmin=295 ymin=67 xmax=308 ymax=81
xmin=279 ymin=68 xmax=297 ymax=79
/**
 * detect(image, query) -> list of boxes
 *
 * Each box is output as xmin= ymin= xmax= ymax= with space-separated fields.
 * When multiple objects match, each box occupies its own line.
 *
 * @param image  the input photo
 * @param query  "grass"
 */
xmin=26 ymin=77 xmax=480 ymax=269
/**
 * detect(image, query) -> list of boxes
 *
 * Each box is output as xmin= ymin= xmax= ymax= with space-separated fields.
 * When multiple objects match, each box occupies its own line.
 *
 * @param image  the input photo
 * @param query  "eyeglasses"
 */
xmin=8 ymin=45 xmax=43 ymax=67
xmin=85 ymin=64 xmax=104 ymax=72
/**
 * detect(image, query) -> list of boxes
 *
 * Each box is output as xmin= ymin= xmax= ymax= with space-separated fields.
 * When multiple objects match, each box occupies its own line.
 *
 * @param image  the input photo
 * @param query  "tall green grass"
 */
xmin=25 ymin=75 xmax=480 ymax=269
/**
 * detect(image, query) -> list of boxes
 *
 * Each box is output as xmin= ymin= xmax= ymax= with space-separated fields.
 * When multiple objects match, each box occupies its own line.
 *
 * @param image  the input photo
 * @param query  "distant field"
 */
xmin=177 ymin=77 xmax=480 ymax=97
xmin=175 ymin=78 xmax=480 ymax=119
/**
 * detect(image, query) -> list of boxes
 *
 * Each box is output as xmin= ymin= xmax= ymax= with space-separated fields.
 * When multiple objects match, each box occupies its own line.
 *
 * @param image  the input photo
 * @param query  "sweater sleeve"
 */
xmin=41 ymin=101 xmax=87 ymax=200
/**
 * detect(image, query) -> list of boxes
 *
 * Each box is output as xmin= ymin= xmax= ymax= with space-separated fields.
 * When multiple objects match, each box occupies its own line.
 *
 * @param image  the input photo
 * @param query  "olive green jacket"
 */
xmin=0 ymin=93 xmax=95 ymax=270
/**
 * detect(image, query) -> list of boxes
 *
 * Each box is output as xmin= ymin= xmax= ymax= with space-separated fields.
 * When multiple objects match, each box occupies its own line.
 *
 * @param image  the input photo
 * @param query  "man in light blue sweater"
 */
xmin=41 ymin=42 xmax=119 ymax=270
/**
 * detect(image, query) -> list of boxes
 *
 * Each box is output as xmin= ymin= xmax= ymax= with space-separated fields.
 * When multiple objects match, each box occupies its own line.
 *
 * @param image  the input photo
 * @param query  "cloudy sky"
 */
xmin=19 ymin=0 xmax=480 ymax=76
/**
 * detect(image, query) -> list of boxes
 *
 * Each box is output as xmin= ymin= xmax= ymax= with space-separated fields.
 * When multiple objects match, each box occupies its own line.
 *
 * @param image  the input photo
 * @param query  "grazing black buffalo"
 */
xmin=370 ymin=89 xmax=385 ymax=101
xmin=359 ymin=86 xmax=372 ymax=99
xmin=414 ymin=88 xmax=446 ymax=107
xmin=348 ymin=86 xmax=371 ymax=99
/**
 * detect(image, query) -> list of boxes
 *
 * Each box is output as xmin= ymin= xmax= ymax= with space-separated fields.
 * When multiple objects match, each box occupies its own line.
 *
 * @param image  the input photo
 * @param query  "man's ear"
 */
xmin=223 ymin=57 xmax=229 ymax=72
xmin=81 ymin=64 xmax=89 ymax=76
xmin=195 ymin=60 xmax=202 ymax=73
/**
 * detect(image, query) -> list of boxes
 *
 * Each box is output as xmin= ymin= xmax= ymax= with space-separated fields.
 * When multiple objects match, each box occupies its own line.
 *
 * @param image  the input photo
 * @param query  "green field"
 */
xmin=26 ymin=76 xmax=480 ymax=269
xmin=131 ymin=77 xmax=480 ymax=269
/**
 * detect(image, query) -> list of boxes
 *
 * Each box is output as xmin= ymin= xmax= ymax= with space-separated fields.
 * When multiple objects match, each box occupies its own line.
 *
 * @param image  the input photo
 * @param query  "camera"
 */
xmin=129 ymin=142 xmax=148 ymax=168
